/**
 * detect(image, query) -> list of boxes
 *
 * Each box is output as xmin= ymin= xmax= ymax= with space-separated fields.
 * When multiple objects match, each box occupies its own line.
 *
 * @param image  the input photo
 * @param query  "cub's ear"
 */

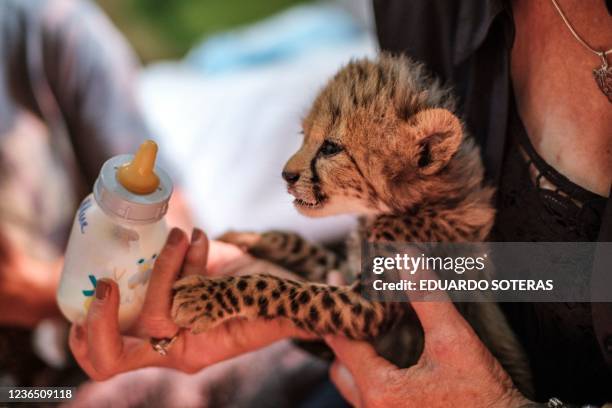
xmin=409 ymin=108 xmax=462 ymax=175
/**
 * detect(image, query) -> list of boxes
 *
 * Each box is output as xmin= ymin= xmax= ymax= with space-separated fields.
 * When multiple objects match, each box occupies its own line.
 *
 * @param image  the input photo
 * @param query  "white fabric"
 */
xmin=138 ymin=38 xmax=377 ymax=242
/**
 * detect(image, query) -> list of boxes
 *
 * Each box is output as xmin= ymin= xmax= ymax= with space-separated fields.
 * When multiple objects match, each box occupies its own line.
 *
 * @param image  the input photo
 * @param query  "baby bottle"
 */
xmin=57 ymin=140 xmax=172 ymax=332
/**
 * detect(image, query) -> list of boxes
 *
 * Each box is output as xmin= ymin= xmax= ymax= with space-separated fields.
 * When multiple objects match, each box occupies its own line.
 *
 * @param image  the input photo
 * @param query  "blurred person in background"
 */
xmin=0 ymin=0 xmax=191 ymax=385
xmin=0 ymin=2 xmax=332 ymax=402
xmin=0 ymin=1 xmax=361 ymax=405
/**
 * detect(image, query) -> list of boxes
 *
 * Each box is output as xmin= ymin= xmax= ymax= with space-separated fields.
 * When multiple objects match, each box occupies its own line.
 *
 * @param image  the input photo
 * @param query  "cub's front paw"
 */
xmin=171 ymin=275 xmax=224 ymax=334
xmin=217 ymin=231 xmax=262 ymax=252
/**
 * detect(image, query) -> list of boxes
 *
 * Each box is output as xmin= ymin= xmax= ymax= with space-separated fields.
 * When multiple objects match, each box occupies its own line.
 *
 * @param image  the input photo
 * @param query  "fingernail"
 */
xmin=168 ymin=228 xmax=183 ymax=245
xmin=95 ymin=279 xmax=110 ymax=300
xmin=191 ymin=228 xmax=204 ymax=244
xmin=336 ymin=363 xmax=352 ymax=382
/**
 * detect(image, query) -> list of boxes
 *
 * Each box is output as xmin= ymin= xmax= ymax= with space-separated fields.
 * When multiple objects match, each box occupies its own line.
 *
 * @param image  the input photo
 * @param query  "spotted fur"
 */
xmin=172 ymin=55 xmax=533 ymax=396
xmin=173 ymin=274 xmax=399 ymax=338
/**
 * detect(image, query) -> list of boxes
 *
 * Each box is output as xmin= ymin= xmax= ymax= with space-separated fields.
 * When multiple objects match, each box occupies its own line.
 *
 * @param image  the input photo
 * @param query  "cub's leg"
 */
xmin=172 ymin=274 xmax=400 ymax=338
xmin=218 ymin=231 xmax=343 ymax=281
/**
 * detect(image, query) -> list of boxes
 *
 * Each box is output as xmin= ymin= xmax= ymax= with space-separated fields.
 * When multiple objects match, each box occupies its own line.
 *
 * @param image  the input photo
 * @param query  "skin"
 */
xmin=324 ymin=301 xmax=528 ymax=408
xmin=0 ymin=233 xmax=62 ymax=327
xmin=511 ymin=0 xmax=612 ymax=197
xmin=73 ymin=230 xmax=531 ymax=405
xmin=0 ymin=190 xmax=193 ymax=327
xmin=318 ymin=2 xmax=611 ymax=406
xmin=68 ymin=1 xmax=610 ymax=402
xmin=319 ymin=270 xmax=530 ymax=408
xmin=69 ymin=228 xmax=316 ymax=380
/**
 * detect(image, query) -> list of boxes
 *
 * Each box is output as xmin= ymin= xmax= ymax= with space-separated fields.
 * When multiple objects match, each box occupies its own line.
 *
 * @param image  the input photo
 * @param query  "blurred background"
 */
xmin=97 ymin=0 xmax=372 ymax=62
xmin=0 ymin=0 xmax=378 ymax=406
xmin=98 ymin=0 xmax=317 ymax=62
xmin=97 ymin=0 xmax=377 ymax=243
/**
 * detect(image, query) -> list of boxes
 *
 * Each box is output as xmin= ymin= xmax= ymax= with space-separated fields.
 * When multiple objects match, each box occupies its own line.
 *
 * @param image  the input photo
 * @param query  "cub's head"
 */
xmin=283 ymin=54 xmax=482 ymax=217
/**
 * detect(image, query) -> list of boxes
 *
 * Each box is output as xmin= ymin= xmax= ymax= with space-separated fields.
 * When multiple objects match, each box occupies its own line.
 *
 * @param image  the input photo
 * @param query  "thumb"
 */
xmin=325 ymin=335 xmax=397 ymax=389
xmin=329 ymin=360 xmax=362 ymax=407
xmin=410 ymin=300 xmax=470 ymax=337
xmin=405 ymin=266 xmax=469 ymax=336
xmin=86 ymin=279 xmax=124 ymax=375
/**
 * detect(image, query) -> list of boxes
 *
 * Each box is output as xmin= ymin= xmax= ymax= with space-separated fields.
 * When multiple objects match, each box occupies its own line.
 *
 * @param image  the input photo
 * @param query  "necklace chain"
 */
xmin=550 ymin=0 xmax=611 ymax=62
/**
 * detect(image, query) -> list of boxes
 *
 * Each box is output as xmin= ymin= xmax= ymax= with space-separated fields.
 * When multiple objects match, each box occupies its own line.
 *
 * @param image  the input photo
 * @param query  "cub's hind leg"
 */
xmin=172 ymin=274 xmax=400 ymax=338
xmin=218 ymin=230 xmax=344 ymax=282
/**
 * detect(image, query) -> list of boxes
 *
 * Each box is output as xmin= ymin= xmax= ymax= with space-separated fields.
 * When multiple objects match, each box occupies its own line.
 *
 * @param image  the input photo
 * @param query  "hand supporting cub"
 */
xmin=69 ymin=228 xmax=315 ymax=380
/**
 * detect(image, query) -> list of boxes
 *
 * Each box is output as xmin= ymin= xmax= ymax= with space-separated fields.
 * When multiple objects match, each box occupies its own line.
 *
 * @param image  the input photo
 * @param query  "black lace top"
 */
xmin=491 ymin=108 xmax=610 ymax=404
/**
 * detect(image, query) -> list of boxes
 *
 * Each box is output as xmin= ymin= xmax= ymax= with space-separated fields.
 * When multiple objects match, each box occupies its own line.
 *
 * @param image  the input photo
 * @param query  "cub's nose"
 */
xmin=282 ymin=171 xmax=300 ymax=185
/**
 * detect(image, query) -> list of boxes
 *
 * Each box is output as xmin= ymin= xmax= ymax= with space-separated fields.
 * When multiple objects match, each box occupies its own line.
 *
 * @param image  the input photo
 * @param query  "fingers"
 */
xmin=72 ymin=255 xmax=196 ymax=380
xmin=140 ymin=228 xmax=189 ymax=323
xmin=329 ymin=360 xmax=362 ymax=407
xmin=69 ymin=324 xmax=90 ymax=366
xmin=192 ymin=317 xmax=317 ymax=367
xmin=205 ymin=240 xmax=246 ymax=275
xmin=222 ymin=317 xmax=317 ymax=352
xmin=410 ymin=301 xmax=480 ymax=367
xmin=324 ymin=335 xmax=396 ymax=389
xmin=72 ymin=281 xmax=170 ymax=380
xmin=69 ymin=324 xmax=102 ymax=379
xmin=182 ymin=228 xmax=209 ymax=277
xmin=410 ymin=301 xmax=469 ymax=337
xmin=70 ymin=321 xmax=167 ymax=380
xmin=402 ymin=265 xmax=468 ymax=336
xmin=326 ymin=270 xmax=346 ymax=286
xmin=85 ymin=279 xmax=124 ymax=373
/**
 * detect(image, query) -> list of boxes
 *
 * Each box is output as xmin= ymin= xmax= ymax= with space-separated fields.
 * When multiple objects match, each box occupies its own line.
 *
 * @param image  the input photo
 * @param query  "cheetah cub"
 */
xmin=172 ymin=55 xmax=531 ymax=394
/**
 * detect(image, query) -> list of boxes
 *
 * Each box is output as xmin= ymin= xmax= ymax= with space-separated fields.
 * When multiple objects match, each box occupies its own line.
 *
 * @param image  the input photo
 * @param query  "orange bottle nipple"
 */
xmin=116 ymin=140 xmax=160 ymax=195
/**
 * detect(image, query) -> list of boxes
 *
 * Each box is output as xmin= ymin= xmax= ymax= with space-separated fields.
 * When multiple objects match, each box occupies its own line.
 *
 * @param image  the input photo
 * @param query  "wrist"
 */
xmin=494 ymin=388 xmax=532 ymax=408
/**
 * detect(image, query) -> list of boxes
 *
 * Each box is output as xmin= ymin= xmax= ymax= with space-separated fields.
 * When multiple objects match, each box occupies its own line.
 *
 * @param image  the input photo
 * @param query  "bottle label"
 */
xmin=77 ymin=197 xmax=93 ymax=234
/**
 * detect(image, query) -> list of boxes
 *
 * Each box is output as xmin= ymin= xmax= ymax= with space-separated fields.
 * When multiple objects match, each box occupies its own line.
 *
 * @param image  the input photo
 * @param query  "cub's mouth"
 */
xmin=288 ymin=185 xmax=328 ymax=210
xmin=286 ymin=178 xmax=329 ymax=213
xmin=293 ymin=197 xmax=325 ymax=209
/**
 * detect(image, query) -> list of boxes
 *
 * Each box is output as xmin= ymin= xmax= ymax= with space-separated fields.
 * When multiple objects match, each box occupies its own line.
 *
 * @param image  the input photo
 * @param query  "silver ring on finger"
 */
xmin=150 ymin=333 xmax=179 ymax=356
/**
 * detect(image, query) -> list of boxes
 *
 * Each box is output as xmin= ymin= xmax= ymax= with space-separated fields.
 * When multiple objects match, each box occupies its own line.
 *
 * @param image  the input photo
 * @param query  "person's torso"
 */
xmin=491 ymin=104 xmax=610 ymax=404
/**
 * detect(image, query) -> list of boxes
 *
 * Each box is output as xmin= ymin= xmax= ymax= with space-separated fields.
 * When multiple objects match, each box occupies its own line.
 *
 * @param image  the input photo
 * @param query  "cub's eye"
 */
xmin=320 ymin=140 xmax=343 ymax=157
xmin=137 ymin=258 xmax=145 ymax=264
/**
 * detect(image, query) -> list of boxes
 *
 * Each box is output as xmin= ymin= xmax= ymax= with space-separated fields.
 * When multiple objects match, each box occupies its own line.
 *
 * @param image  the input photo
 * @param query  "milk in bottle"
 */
xmin=56 ymin=140 xmax=172 ymax=332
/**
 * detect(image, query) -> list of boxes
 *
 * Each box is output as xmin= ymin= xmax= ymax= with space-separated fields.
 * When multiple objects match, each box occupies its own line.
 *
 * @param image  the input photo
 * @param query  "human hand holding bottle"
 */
xmin=69 ymin=228 xmax=315 ymax=380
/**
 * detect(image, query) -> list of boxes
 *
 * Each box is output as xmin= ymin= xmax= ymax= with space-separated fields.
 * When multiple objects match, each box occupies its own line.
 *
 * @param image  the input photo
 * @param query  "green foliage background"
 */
xmin=96 ymin=0 xmax=311 ymax=62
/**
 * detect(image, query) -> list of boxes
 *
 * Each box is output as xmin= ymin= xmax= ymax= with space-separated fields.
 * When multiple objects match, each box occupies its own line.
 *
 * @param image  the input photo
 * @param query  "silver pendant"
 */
xmin=593 ymin=53 xmax=612 ymax=103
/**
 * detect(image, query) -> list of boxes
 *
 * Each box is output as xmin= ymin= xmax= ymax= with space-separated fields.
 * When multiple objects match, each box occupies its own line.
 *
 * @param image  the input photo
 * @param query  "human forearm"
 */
xmin=0 ymin=252 xmax=62 ymax=327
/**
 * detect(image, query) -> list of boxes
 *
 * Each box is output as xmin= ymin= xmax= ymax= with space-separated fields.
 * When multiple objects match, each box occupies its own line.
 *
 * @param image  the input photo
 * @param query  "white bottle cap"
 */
xmin=93 ymin=153 xmax=173 ymax=224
